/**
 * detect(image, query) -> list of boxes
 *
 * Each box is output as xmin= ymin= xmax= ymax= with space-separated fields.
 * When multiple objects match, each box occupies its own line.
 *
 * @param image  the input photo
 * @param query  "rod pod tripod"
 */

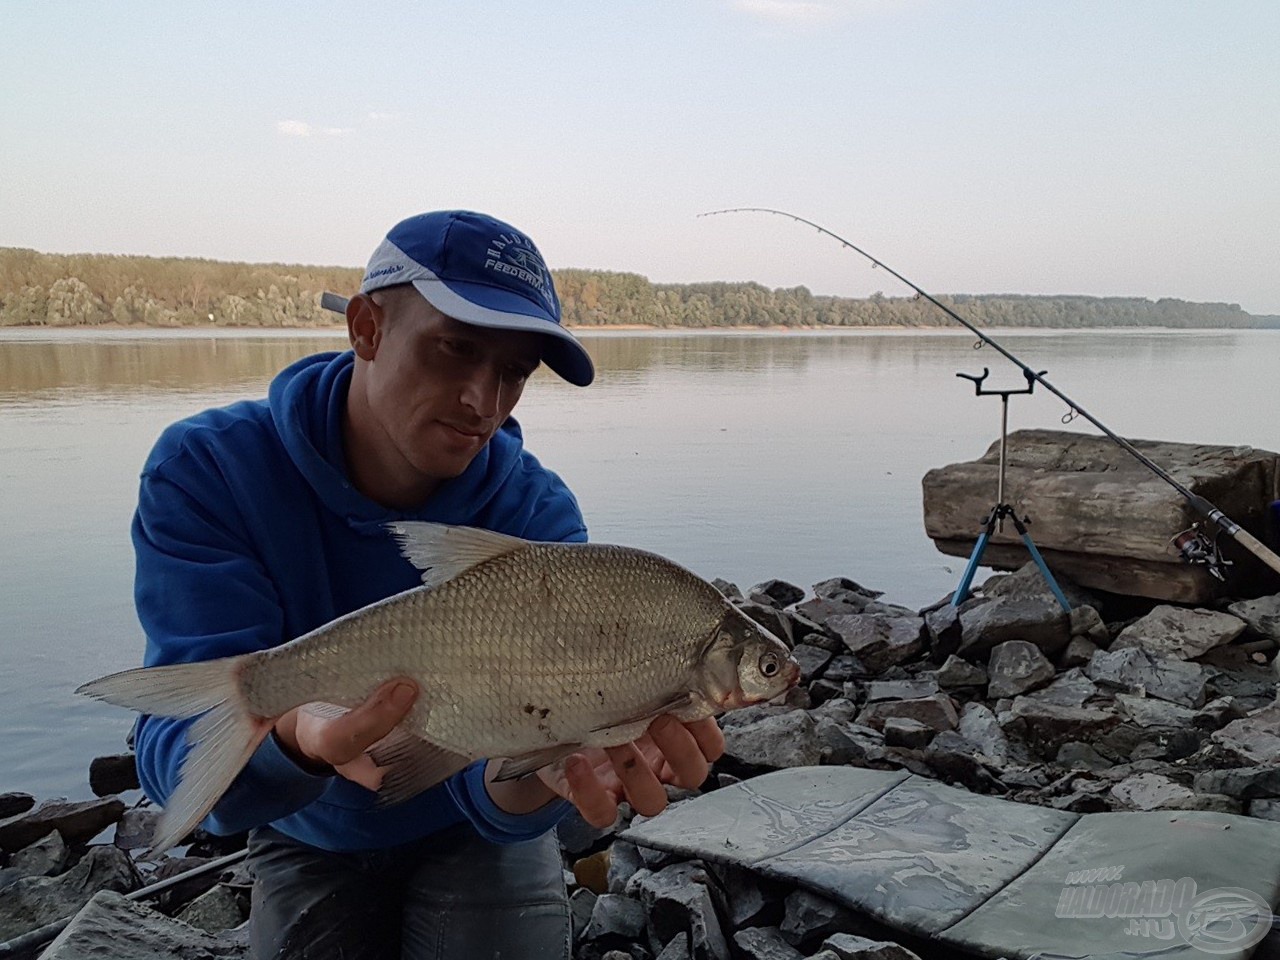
xmin=950 ymin=368 xmax=1072 ymax=612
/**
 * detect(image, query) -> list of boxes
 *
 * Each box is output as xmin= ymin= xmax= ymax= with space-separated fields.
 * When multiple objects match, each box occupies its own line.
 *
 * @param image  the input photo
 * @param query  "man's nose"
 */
xmin=459 ymin=366 xmax=502 ymax=419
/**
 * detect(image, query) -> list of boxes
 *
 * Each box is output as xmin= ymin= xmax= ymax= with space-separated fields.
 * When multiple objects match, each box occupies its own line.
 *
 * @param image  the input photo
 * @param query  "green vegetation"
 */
xmin=0 ymin=247 xmax=1265 ymax=329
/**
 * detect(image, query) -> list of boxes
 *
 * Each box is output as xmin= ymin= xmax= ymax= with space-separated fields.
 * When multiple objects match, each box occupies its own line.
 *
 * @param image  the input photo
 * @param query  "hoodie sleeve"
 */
xmin=132 ymin=448 xmax=334 ymax=837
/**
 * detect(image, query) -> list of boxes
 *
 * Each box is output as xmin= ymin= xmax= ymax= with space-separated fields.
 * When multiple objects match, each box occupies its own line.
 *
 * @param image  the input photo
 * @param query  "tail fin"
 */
xmin=77 ymin=658 xmax=271 ymax=854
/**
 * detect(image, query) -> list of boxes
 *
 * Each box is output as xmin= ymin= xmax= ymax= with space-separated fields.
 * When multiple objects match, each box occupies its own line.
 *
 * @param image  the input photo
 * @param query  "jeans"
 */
xmin=246 ymin=823 xmax=570 ymax=960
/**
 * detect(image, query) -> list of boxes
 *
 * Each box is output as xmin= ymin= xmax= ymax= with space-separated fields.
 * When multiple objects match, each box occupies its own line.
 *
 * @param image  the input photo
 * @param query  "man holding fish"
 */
xmin=82 ymin=210 xmax=799 ymax=958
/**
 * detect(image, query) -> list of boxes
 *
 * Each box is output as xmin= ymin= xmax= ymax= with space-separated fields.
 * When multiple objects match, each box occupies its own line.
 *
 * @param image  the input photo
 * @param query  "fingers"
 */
xmin=563 ymin=755 xmax=618 ymax=829
xmin=647 ymin=715 xmax=711 ymax=789
xmin=684 ymin=717 xmax=726 ymax=764
xmin=294 ymin=679 xmax=417 ymax=768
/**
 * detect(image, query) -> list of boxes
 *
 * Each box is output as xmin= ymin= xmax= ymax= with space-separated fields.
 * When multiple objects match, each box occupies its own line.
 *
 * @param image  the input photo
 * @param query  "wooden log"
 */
xmin=922 ymin=429 xmax=1280 ymax=603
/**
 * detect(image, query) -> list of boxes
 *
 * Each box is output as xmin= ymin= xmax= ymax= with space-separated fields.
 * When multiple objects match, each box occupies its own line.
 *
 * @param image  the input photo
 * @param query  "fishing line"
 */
xmin=697 ymin=207 xmax=1280 ymax=579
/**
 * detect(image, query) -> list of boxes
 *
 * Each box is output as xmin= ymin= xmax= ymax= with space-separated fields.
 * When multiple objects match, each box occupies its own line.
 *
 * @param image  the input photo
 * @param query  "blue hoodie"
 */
xmin=132 ymin=351 xmax=585 ymax=851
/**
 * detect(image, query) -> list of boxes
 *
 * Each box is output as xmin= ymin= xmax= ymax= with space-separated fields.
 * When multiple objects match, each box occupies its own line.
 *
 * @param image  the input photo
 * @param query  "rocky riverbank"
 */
xmin=2 ymin=563 xmax=1277 ymax=959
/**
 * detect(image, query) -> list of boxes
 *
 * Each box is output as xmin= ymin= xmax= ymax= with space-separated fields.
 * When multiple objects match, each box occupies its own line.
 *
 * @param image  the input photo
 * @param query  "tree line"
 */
xmin=0 ymin=247 xmax=1269 ymax=330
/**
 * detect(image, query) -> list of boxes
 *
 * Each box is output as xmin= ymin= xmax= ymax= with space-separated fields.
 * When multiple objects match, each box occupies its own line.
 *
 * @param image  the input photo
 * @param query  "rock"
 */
xmin=1110 ymin=605 xmax=1246 ymax=660
xmin=791 ymin=643 xmax=835 ymax=683
xmin=0 ymin=793 xmax=35 ymax=820
xmin=1007 ymin=699 xmax=1120 ymax=750
xmin=1109 ymin=773 xmax=1198 ymax=811
xmin=707 ymin=862 xmax=779 ymax=930
xmin=1086 ymin=647 xmax=1210 ymax=707
xmin=1058 ymin=635 xmax=1100 ymax=669
xmin=821 ymin=932 xmax=924 ymax=960
xmin=1068 ymin=604 xmax=1110 ymax=644
xmin=749 ymin=579 xmax=806 ymax=609
xmin=1195 ymin=696 xmax=1250 ymax=730
xmin=574 ymin=849 xmax=613 ymax=894
xmin=828 ymin=615 xmax=926 ymax=675
xmin=146 ymin=856 xmax=225 ymax=912
xmin=1206 ymin=664 xmax=1278 ymax=708
xmin=0 ymin=845 xmax=140 ymax=940
xmin=7 ymin=830 xmax=69 ymax=879
xmin=114 ymin=807 xmax=161 ymax=852
xmin=175 ymin=883 xmax=245 ymax=934
xmin=723 ymin=711 xmax=822 ymax=770
xmin=734 ymin=926 xmax=806 ymax=960
xmin=570 ymin=887 xmax=598 ymax=944
xmin=1056 ymin=742 xmax=1113 ymax=772
xmin=882 ymin=718 xmax=935 ymax=749
xmin=856 ymin=693 xmax=958 ymax=734
xmin=821 ymin=655 xmax=860 ymax=684
xmin=584 ymin=893 xmax=648 ymax=943
xmin=923 ymin=604 xmax=962 ymax=662
xmin=0 ymin=797 xmax=126 ymax=853
xmin=39 ymin=890 xmax=247 ymax=959
xmin=738 ymin=600 xmax=796 ymax=647
xmin=808 ymin=679 xmax=845 ymax=706
xmin=813 ymin=577 xmax=884 ymax=604
xmin=983 ymin=561 xmax=1100 ymax=612
xmin=864 ymin=678 xmax=939 ymax=703
xmin=1115 ymin=693 xmax=1199 ymax=729
xmin=921 ymin=733 xmax=1004 ymax=793
xmin=1211 ymin=704 xmax=1280 ymax=765
xmin=957 ymin=595 xmax=1071 ymax=660
xmin=89 ymin=754 xmax=141 ymax=797
xmin=987 ymin=640 xmax=1056 ymax=698
xmin=1248 ymin=800 xmax=1280 ymax=822
xmin=932 ymin=654 xmax=987 ymax=689
xmin=558 ymin=807 xmax=620 ymax=857
xmin=780 ymin=889 xmax=856 ymax=947
xmin=1020 ymin=668 xmax=1098 ymax=708
xmin=606 ymin=840 xmax=647 ymax=894
xmin=956 ymin=703 xmax=1011 ymax=761
xmin=712 ymin=579 xmax=742 ymax=601
xmin=655 ymin=937 xmax=692 ymax=960
xmin=631 ymin=863 xmax=730 ymax=960
xmin=1194 ymin=766 xmax=1280 ymax=800
xmin=814 ymin=718 xmax=888 ymax=767
xmin=1227 ymin=593 xmax=1280 ymax=643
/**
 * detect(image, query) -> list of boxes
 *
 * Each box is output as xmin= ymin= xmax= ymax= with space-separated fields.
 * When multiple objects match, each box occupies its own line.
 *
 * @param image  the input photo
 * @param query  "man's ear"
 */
xmin=347 ymin=294 xmax=383 ymax=360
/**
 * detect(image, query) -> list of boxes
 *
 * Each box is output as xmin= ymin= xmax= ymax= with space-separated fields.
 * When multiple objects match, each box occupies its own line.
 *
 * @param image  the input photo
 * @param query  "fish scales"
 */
xmin=240 ymin=544 xmax=727 ymax=756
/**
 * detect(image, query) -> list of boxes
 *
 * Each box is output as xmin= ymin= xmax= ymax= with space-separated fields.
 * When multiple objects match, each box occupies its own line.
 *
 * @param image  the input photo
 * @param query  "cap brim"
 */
xmin=411 ymin=279 xmax=595 ymax=387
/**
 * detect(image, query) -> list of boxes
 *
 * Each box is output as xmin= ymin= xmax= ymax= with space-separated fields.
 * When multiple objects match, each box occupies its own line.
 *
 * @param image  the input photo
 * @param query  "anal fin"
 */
xmin=493 ymin=743 xmax=584 ymax=782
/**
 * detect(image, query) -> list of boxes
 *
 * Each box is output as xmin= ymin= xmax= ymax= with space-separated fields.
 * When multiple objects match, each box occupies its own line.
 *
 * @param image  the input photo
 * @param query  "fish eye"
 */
xmin=759 ymin=653 xmax=779 ymax=677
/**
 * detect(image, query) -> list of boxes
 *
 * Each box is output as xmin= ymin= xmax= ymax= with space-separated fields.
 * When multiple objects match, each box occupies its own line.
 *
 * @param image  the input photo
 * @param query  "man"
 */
xmin=131 ymin=209 xmax=723 ymax=958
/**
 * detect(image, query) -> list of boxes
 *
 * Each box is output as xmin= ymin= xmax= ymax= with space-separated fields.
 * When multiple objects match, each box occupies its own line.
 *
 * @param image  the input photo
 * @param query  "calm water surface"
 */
xmin=1 ymin=327 xmax=1275 ymax=798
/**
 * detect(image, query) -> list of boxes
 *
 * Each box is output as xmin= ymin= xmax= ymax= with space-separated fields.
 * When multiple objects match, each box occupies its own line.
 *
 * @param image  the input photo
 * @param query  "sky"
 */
xmin=1 ymin=1 xmax=1277 ymax=315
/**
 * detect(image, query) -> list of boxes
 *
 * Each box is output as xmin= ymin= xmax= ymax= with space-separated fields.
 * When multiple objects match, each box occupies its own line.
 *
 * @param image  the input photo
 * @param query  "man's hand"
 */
xmin=273 ymin=678 xmax=418 ymax=790
xmin=534 ymin=715 xmax=725 ymax=828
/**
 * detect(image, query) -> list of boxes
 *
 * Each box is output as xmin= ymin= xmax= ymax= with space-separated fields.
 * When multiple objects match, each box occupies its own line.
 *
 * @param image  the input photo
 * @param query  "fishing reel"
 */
xmin=1170 ymin=524 xmax=1232 ymax=581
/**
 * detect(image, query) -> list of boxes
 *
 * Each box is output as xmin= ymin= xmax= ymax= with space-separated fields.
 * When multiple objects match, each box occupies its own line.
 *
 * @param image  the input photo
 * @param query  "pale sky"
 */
xmin=2 ymin=1 xmax=1277 ymax=314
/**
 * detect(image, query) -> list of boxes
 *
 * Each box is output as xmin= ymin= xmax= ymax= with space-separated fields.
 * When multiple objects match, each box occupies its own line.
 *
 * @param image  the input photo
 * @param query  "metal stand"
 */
xmin=949 ymin=368 xmax=1071 ymax=612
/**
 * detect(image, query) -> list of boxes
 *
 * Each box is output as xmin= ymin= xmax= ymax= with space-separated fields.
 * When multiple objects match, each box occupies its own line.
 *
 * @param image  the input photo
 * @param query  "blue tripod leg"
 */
xmin=1019 ymin=531 xmax=1072 ymax=612
xmin=951 ymin=530 xmax=991 ymax=607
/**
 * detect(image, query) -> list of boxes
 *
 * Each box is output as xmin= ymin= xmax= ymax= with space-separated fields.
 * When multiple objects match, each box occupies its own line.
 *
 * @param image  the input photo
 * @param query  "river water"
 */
xmin=0 ymin=326 xmax=1275 ymax=798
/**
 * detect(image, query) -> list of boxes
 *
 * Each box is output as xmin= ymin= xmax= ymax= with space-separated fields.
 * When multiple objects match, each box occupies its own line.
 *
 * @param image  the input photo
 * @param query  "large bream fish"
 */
xmin=79 ymin=523 xmax=800 ymax=852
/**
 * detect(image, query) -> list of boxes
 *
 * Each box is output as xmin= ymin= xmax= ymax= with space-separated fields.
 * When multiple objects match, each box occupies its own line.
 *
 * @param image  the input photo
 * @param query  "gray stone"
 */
xmin=987 ymin=640 xmax=1056 ymax=698
xmin=821 ymin=932 xmax=924 ymax=960
xmin=584 ymin=893 xmax=648 ymax=943
xmin=113 ymin=807 xmax=161 ymax=852
xmin=1206 ymin=663 xmax=1279 ymax=706
xmin=40 ymin=890 xmax=247 ymax=959
xmin=983 ymin=561 xmax=1099 ymax=612
xmin=1110 ymin=604 xmax=1246 ymax=660
xmin=1086 ymin=647 xmax=1211 ymax=707
xmin=1194 ymin=766 xmax=1280 ymax=799
xmin=856 ymin=693 xmax=958 ymax=733
xmin=1055 ymin=741 xmax=1113 ymax=772
xmin=734 ymin=926 xmax=805 ymax=960
xmin=828 ymin=615 xmax=926 ymax=675
xmin=957 ymin=595 xmax=1071 ymax=659
xmin=1212 ymin=703 xmax=1280 ymax=765
xmin=557 ymin=807 xmax=619 ymax=857
xmin=723 ymin=710 xmax=822 ymax=770
xmin=813 ymin=577 xmax=884 ymax=603
xmin=921 ymin=733 xmax=1004 ymax=793
xmin=923 ymin=604 xmax=962 ymax=661
xmin=1020 ymin=668 xmax=1098 ymax=708
xmin=1109 ymin=773 xmax=1198 ymax=811
xmin=0 ymin=844 xmax=140 ymax=940
xmin=706 ymin=861 xmax=778 ymax=929
xmin=712 ymin=578 xmax=742 ymax=601
xmin=1058 ymin=635 xmax=1100 ymax=669
xmin=1195 ymin=695 xmax=1250 ymax=730
xmin=864 ymin=677 xmax=940 ymax=702
xmin=956 ymin=703 xmax=1011 ymax=761
xmin=655 ymin=936 xmax=693 ymax=960
xmin=1007 ymin=698 xmax=1120 ymax=748
xmin=738 ymin=600 xmax=796 ymax=647
xmin=1067 ymin=604 xmax=1109 ymax=645
xmin=749 ymin=579 xmax=806 ymax=609
xmin=1227 ymin=592 xmax=1280 ymax=642
xmin=0 ymin=794 xmax=34 ymax=820
xmin=821 ymin=654 xmax=859 ymax=684
xmin=882 ymin=718 xmax=935 ymax=750
xmin=607 ymin=840 xmax=647 ymax=894
xmin=0 ymin=797 xmax=126 ymax=853
xmin=7 ymin=830 xmax=69 ymax=879
xmin=89 ymin=753 xmax=140 ymax=797
xmin=1248 ymin=799 xmax=1280 ymax=822
xmin=931 ymin=654 xmax=987 ymax=689
xmin=807 ymin=679 xmax=845 ymax=706
xmin=642 ymin=870 xmax=730 ymax=960
xmin=780 ymin=889 xmax=855 ymax=947
xmin=1115 ymin=693 xmax=1198 ymax=728
xmin=175 ymin=883 xmax=245 ymax=934
xmin=815 ymin=718 xmax=887 ymax=767
xmin=791 ymin=643 xmax=835 ymax=683
xmin=570 ymin=887 xmax=597 ymax=944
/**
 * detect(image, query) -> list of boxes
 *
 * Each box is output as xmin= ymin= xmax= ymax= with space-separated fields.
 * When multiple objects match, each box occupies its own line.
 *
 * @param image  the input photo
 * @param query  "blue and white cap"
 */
xmin=360 ymin=210 xmax=594 ymax=386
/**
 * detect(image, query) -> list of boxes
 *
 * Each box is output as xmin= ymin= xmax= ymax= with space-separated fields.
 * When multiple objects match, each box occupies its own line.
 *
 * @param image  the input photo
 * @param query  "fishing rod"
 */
xmin=698 ymin=207 xmax=1280 ymax=579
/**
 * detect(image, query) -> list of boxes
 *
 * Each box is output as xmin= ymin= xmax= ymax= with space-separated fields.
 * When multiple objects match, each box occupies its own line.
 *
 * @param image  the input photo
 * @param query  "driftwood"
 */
xmin=922 ymin=429 xmax=1280 ymax=603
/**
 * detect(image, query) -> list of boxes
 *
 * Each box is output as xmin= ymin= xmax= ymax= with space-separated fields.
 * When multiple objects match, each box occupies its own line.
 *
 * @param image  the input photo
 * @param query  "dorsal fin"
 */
xmin=386 ymin=522 xmax=530 ymax=588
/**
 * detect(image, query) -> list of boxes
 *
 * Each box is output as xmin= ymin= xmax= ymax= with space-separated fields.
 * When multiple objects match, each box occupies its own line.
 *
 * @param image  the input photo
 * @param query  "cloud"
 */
xmin=276 ymin=120 xmax=354 ymax=138
xmin=732 ymin=0 xmax=901 ymax=22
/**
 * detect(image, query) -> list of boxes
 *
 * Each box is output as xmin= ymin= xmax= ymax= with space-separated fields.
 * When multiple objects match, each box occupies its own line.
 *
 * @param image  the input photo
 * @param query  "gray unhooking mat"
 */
xmin=623 ymin=767 xmax=1280 ymax=959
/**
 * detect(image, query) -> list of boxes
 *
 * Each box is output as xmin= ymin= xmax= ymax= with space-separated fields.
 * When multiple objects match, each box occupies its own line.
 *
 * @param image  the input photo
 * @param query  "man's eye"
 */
xmin=440 ymin=338 xmax=476 ymax=358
